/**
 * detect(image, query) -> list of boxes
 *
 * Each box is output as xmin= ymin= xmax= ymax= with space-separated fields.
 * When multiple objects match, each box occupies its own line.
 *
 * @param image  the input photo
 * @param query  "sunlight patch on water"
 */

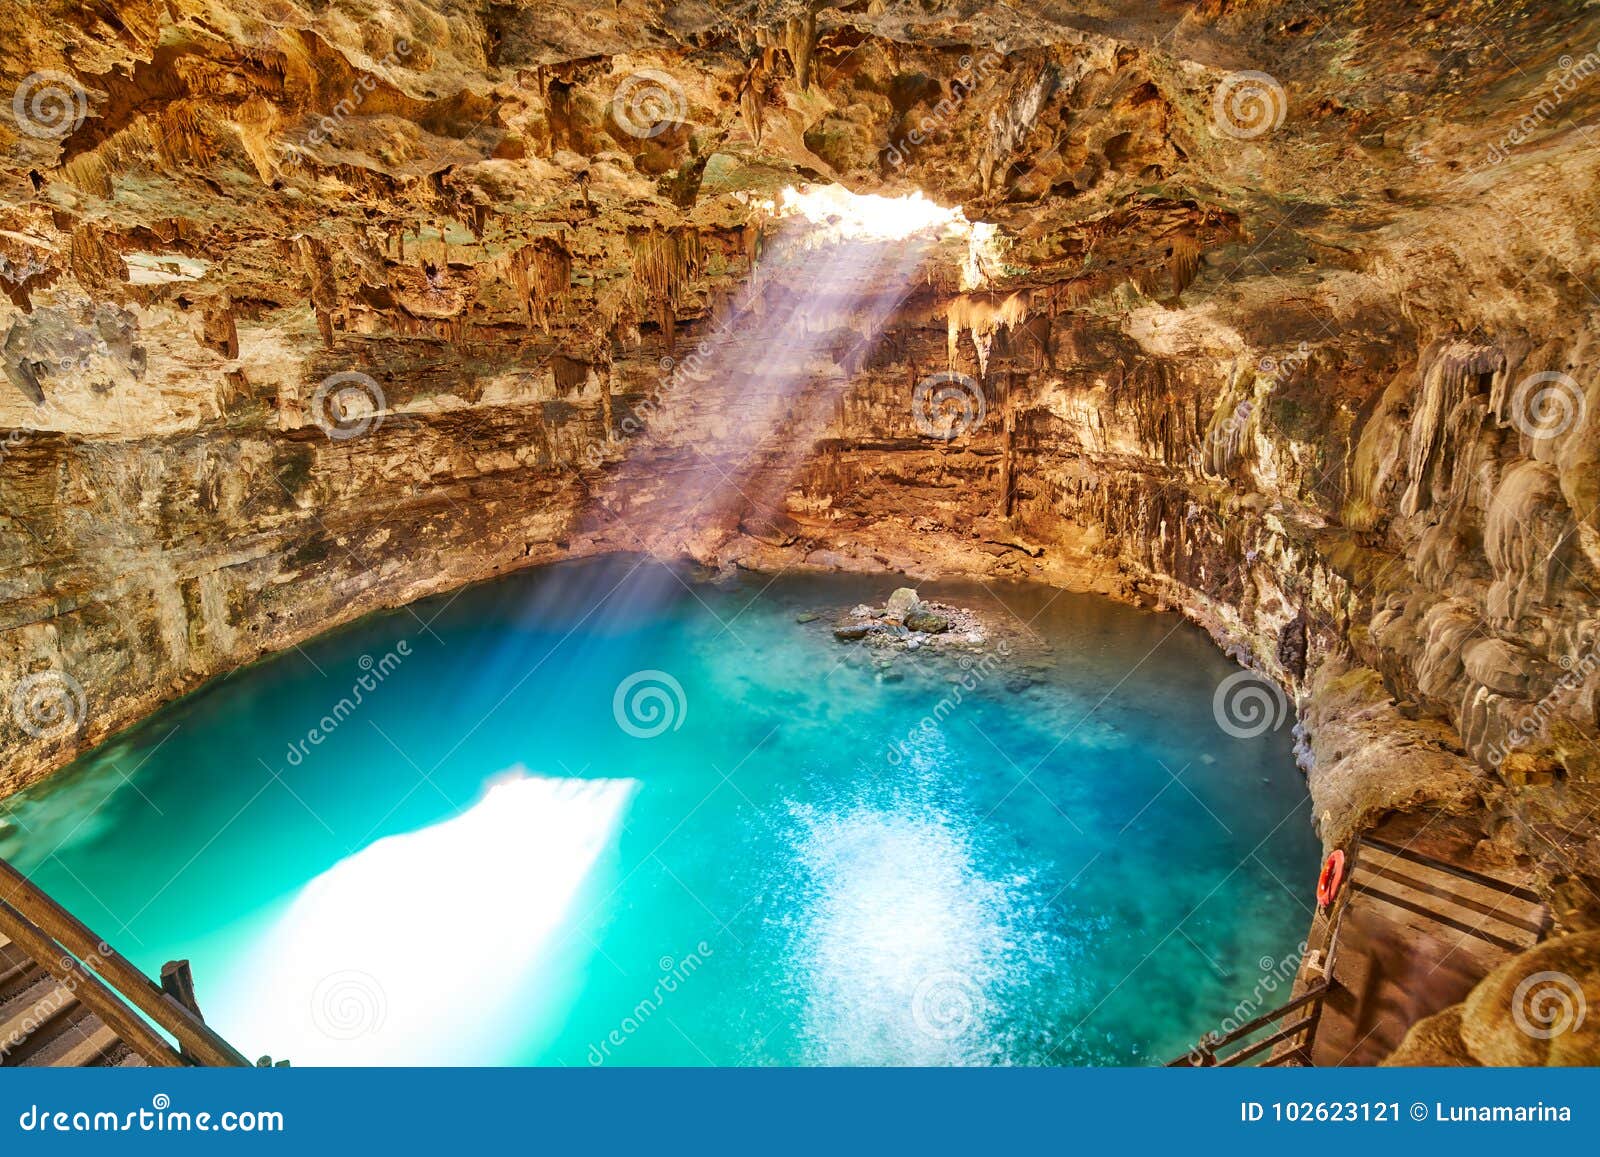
xmin=214 ymin=771 xmax=636 ymax=1065
xmin=779 ymin=746 xmax=1061 ymax=1065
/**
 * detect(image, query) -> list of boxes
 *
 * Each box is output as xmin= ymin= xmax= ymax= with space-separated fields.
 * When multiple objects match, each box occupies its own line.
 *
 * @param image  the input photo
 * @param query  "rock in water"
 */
xmin=905 ymin=610 xmax=950 ymax=633
xmin=833 ymin=624 xmax=872 ymax=640
xmin=884 ymin=587 xmax=921 ymax=619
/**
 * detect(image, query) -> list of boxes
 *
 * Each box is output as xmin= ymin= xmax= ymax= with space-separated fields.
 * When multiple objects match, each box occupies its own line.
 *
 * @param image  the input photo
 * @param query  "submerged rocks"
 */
xmin=811 ymin=585 xmax=1009 ymax=667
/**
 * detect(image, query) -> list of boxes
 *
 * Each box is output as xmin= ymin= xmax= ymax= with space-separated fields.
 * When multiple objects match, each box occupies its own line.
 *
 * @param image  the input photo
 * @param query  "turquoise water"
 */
xmin=0 ymin=555 xmax=1317 ymax=1066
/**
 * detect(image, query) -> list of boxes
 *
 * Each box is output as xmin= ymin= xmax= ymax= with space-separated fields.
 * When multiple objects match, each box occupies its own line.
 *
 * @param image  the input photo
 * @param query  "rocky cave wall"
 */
xmin=3 ymin=0 xmax=1600 ymax=941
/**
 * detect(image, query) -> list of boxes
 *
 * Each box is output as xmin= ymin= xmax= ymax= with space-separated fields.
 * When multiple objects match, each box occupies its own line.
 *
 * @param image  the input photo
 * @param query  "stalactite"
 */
xmin=783 ymin=7 xmax=819 ymax=89
xmin=68 ymin=227 xmax=127 ymax=297
xmin=1401 ymin=339 xmax=1502 ymax=515
xmin=1169 ymin=232 xmax=1201 ymax=297
xmin=217 ymin=368 xmax=251 ymax=415
xmin=629 ymin=228 xmax=704 ymax=346
xmin=551 ymin=354 xmax=590 ymax=394
xmin=1131 ymin=266 xmax=1165 ymax=299
xmin=502 ymin=239 xmax=572 ymax=334
xmin=1001 ymin=374 xmax=1020 ymax=518
xmin=200 ymin=299 xmax=239 ymax=359
xmin=1485 ymin=460 xmax=1573 ymax=623
xmin=740 ymin=60 xmax=766 ymax=146
xmin=1202 ymin=360 xmax=1257 ymax=477
xmin=542 ymin=72 xmax=578 ymax=152
xmin=942 ymin=292 xmax=1029 ymax=374
xmin=1020 ymin=314 xmax=1053 ymax=369
xmin=231 ymin=95 xmax=283 ymax=183
xmin=154 ymin=104 xmax=216 ymax=170
xmin=295 ymin=236 xmax=340 ymax=349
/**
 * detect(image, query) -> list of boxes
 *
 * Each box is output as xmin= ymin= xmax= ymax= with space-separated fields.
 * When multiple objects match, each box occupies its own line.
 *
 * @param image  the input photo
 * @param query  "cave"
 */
xmin=1 ymin=0 xmax=1598 ymax=1072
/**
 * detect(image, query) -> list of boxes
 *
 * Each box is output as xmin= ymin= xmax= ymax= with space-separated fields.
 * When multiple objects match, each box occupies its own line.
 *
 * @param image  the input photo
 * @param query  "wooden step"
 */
xmin=0 ymin=945 xmax=37 ymax=996
xmin=36 ymin=1020 xmax=121 ymax=1068
xmin=0 ymin=976 xmax=81 ymax=1065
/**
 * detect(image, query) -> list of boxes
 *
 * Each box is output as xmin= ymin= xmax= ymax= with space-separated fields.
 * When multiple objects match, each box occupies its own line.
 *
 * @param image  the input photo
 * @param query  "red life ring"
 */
xmin=1316 ymin=849 xmax=1346 ymax=908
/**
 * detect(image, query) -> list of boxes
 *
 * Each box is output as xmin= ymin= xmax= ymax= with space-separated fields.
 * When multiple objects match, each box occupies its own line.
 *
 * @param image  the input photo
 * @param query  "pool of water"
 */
xmin=0 ymin=555 xmax=1317 ymax=1066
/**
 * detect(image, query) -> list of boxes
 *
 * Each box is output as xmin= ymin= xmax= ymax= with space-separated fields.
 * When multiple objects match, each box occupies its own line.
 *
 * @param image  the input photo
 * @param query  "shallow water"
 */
xmin=0 ymin=555 xmax=1318 ymax=1066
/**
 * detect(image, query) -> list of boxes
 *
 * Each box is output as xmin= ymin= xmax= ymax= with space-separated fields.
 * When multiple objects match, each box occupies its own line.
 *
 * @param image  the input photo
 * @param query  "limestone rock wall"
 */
xmin=3 ymin=0 xmax=1600 ymax=931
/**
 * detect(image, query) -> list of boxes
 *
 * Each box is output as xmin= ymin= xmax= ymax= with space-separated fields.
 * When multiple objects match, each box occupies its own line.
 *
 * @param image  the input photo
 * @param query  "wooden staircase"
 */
xmin=1306 ymin=834 xmax=1550 ymax=1065
xmin=0 ymin=929 xmax=144 ymax=1066
xmin=1169 ymin=831 xmax=1552 ymax=1067
xmin=0 ymin=856 xmax=250 ymax=1068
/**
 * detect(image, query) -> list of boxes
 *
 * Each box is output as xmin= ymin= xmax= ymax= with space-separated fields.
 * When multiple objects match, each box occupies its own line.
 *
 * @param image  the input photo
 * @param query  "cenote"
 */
xmin=0 ymin=555 xmax=1316 ymax=1066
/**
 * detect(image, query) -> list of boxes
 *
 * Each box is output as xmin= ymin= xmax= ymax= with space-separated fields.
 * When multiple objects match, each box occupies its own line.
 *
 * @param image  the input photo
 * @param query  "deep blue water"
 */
xmin=0 ymin=555 xmax=1317 ymax=1065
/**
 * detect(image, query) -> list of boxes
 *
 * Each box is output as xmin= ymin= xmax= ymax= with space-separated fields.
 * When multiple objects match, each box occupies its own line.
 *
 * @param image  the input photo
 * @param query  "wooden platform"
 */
xmin=1308 ymin=834 xmax=1547 ymax=1066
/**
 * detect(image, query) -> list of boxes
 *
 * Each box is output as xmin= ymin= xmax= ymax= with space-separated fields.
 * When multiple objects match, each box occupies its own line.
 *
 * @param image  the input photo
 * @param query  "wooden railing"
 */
xmin=0 ymin=856 xmax=249 ymax=1067
xmin=1166 ymin=978 xmax=1330 ymax=1067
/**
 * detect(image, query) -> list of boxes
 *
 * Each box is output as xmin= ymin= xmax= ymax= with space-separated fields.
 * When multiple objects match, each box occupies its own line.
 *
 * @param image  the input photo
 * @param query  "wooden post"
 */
xmin=160 ymin=961 xmax=202 ymax=1018
xmin=160 ymin=960 xmax=205 ymax=1063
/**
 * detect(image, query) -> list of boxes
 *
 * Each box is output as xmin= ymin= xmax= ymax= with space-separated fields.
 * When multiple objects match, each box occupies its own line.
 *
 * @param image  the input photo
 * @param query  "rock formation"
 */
xmin=3 ymin=0 xmax=1600 ymax=1061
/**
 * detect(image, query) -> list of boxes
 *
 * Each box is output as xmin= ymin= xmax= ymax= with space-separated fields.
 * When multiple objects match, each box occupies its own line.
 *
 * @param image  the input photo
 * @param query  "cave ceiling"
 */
xmin=2 ymin=0 xmax=1596 ymax=384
